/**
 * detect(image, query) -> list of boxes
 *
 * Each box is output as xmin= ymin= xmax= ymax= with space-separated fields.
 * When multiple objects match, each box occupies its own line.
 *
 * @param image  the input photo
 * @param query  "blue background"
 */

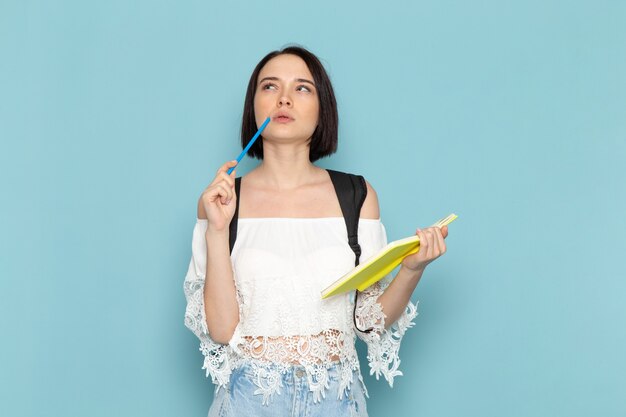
xmin=1 ymin=1 xmax=625 ymax=416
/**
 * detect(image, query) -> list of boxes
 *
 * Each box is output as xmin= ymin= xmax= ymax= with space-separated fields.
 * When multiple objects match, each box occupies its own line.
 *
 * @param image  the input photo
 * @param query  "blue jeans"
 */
xmin=207 ymin=362 xmax=369 ymax=417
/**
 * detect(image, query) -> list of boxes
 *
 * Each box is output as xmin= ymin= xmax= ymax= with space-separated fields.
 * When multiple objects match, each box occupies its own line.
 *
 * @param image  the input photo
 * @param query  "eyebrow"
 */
xmin=258 ymin=76 xmax=316 ymax=87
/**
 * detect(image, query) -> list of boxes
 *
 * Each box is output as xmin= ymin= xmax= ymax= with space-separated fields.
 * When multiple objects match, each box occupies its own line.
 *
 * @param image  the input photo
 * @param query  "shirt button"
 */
xmin=295 ymin=369 xmax=304 ymax=378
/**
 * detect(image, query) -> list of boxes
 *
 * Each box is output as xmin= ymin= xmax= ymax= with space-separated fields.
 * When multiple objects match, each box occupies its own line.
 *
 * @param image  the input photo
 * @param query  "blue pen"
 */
xmin=227 ymin=116 xmax=271 ymax=175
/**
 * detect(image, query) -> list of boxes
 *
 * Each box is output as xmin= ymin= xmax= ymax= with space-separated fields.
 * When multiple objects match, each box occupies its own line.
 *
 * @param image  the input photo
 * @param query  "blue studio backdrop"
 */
xmin=1 ymin=1 xmax=625 ymax=416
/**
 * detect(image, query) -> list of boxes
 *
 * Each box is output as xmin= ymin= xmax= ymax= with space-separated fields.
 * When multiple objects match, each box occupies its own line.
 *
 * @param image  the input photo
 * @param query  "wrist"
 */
xmin=205 ymin=229 xmax=229 ymax=241
xmin=400 ymin=264 xmax=425 ymax=279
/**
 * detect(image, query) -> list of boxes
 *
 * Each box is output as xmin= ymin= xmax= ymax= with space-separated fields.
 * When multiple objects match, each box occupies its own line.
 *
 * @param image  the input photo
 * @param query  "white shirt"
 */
xmin=183 ymin=216 xmax=418 ymax=404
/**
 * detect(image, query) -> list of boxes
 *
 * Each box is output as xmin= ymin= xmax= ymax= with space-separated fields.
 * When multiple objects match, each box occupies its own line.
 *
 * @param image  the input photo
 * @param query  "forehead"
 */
xmin=258 ymin=54 xmax=313 ymax=82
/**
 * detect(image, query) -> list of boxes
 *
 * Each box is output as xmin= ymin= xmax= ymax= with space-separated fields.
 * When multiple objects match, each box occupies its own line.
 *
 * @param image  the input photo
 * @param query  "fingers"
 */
xmin=428 ymin=227 xmax=445 ymax=258
xmin=416 ymin=228 xmax=428 ymax=257
xmin=420 ymin=228 xmax=434 ymax=258
xmin=427 ymin=228 xmax=436 ymax=258
xmin=434 ymin=227 xmax=446 ymax=256
xmin=211 ymin=160 xmax=238 ymax=185
xmin=216 ymin=170 xmax=235 ymax=190
xmin=218 ymin=160 xmax=238 ymax=175
xmin=209 ymin=183 xmax=231 ymax=205
xmin=207 ymin=160 xmax=237 ymax=206
xmin=217 ymin=168 xmax=236 ymax=205
xmin=205 ymin=160 xmax=238 ymax=205
xmin=417 ymin=227 xmax=446 ymax=262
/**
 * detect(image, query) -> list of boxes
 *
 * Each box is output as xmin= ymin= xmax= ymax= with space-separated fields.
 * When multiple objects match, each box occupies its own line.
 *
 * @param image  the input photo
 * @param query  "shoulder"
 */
xmin=361 ymin=178 xmax=380 ymax=220
xmin=326 ymin=169 xmax=381 ymax=220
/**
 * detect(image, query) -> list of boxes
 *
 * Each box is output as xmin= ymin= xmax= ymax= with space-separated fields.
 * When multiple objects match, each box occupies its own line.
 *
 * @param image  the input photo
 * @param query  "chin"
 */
xmin=267 ymin=127 xmax=315 ymax=140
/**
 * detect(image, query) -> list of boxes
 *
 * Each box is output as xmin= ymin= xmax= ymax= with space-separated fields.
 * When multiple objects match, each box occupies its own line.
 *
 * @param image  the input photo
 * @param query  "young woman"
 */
xmin=184 ymin=45 xmax=449 ymax=417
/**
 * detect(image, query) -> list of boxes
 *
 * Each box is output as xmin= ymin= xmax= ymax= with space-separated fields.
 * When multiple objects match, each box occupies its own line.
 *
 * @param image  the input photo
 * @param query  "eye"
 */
xmin=262 ymin=83 xmax=277 ymax=90
xmin=297 ymin=85 xmax=312 ymax=93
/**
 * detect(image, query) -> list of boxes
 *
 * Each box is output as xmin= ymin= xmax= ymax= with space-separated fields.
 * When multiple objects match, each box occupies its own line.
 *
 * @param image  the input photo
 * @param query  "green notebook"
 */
xmin=321 ymin=213 xmax=458 ymax=299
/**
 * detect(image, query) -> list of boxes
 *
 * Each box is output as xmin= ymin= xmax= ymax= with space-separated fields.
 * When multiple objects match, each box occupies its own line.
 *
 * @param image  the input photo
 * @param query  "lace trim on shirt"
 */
xmin=239 ymin=355 xmax=364 ymax=405
xmin=183 ymin=276 xmax=235 ymax=387
xmin=185 ymin=270 xmax=417 ymax=405
xmin=235 ymin=329 xmax=344 ymax=364
xmin=230 ymin=328 xmax=366 ymax=404
xmin=354 ymin=274 xmax=419 ymax=386
xmin=184 ymin=273 xmax=368 ymax=403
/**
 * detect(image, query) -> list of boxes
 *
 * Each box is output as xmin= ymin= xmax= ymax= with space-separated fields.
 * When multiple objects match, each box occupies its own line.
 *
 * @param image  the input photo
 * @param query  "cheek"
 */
xmin=253 ymin=103 xmax=269 ymax=122
xmin=308 ymin=102 xmax=320 ymax=124
xmin=299 ymin=94 xmax=318 ymax=113
xmin=254 ymin=94 xmax=272 ymax=112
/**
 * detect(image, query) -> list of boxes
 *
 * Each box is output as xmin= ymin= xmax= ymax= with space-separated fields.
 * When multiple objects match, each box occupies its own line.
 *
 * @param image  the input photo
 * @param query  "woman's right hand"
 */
xmin=200 ymin=160 xmax=238 ymax=234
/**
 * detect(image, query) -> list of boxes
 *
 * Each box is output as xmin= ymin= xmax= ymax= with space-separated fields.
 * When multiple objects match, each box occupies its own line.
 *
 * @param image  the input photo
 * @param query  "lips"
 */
xmin=272 ymin=112 xmax=294 ymax=122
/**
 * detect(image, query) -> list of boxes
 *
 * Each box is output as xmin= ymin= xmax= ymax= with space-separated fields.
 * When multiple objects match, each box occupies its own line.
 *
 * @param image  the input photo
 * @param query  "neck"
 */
xmin=253 ymin=142 xmax=322 ymax=191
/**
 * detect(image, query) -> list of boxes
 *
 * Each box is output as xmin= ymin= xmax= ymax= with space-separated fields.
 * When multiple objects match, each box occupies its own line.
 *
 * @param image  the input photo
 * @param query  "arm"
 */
xmin=204 ymin=237 xmax=240 ymax=343
xmin=360 ymin=181 xmax=447 ymax=330
xmin=197 ymin=163 xmax=241 ymax=345
xmin=377 ymin=266 xmax=424 ymax=329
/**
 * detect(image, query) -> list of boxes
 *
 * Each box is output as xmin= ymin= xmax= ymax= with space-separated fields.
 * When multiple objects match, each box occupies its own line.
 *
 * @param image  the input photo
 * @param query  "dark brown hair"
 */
xmin=240 ymin=45 xmax=338 ymax=162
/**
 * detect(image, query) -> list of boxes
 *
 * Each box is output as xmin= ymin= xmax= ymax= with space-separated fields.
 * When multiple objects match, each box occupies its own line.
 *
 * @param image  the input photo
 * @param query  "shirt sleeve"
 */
xmin=182 ymin=219 xmax=238 ymax=390
xmin=353 ymin=220 xmax=419 ymax=387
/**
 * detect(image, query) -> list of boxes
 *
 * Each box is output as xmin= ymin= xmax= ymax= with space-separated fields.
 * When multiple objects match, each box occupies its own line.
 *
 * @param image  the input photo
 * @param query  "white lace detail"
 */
xmin=183 ymin=217 xmax=418 ymax=404
xmin=237 ymin=330 xmax=345 ymax=364
xmin=230 ymin=328 xmax=360 ymax=403
xmin=354 ymin=274 xmax=419 ymax=386
xmin=250 ymin=364 xmax=284 ymax=405
xmin=183 ymin=275 xmax=235 ymax=390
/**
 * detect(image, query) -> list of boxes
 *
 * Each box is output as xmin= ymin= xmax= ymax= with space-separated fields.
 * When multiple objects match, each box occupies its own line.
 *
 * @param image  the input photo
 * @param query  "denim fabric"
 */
xmin=207 ymin=362 xmax=368 ymax=417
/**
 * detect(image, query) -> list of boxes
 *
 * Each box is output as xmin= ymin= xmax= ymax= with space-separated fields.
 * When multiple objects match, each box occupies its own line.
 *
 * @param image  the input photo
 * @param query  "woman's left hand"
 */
xmin=401 ymin=225 xmax=449 ymax=272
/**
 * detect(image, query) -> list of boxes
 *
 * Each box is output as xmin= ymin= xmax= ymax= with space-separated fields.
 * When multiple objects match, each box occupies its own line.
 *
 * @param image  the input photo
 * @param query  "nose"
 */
xmin=278 ymin=95 xmax=292 ymax=107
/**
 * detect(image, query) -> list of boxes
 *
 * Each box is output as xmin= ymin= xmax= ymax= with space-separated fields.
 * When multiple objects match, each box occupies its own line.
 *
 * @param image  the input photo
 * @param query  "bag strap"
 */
xmin=326 ymin=169 xmax=366 ymax=267
xmin=327 ymin=169 xmax=373 ymax=334
xmin=228 ymin=177 xmax=241 ymax=254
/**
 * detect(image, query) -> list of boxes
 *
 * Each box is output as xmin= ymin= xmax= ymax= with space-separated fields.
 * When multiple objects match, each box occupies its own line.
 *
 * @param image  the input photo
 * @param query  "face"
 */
xmin=253 ymin=54 xmax=320 ymax=144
